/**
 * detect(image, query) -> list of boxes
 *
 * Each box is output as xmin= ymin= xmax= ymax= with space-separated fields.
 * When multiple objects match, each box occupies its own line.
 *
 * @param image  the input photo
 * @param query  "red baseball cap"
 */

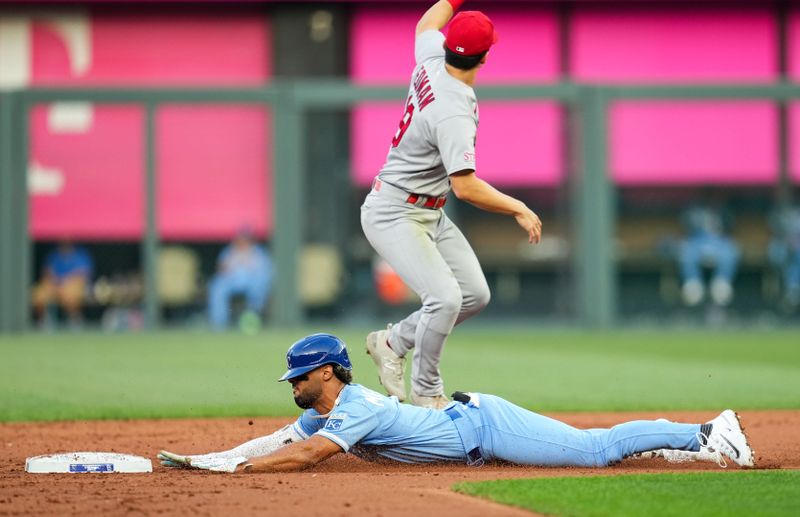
xmin=445 ymin=11 xmax=498 ymax=56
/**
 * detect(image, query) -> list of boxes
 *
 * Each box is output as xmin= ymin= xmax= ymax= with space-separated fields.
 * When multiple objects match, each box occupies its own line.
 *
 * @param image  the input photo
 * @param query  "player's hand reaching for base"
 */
xmin=158 ymin=450 xmax=192 ymax=468
xmin=515 ymin=206 xmax=542 ymax=244
xmin=158 ymin=450 xmax=247 ymax=473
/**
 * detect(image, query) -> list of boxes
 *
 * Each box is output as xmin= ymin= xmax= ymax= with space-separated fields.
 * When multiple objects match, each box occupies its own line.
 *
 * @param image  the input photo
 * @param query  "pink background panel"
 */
xmin=31 ymin=13 xmax=270 ymax=85
xmin=611 ymin=102 xmax=778 ymax=185
xmin=29 ymin=105 xmax=144 ymax=239
xmin=351 ymin=103 xmax=396 ymax=186
xmin=786 ymin=104 xmax=800 ymax=183
xmin=787 ymin=11 xmax=800 ymax=79
xmin=476 ymin=101 xmax=562 ymax=186
xmin=351 ymin=102 xmax=562 ymax=187
xmin=350 ymin=8 xmax=560 ymax=83
xmin=29 ymin=12 xmax=273 ymax=239
xmin=157 ymin=106 xmax=272 ymax=240
xmin=572 ymin=9 xmax=776 ymax=82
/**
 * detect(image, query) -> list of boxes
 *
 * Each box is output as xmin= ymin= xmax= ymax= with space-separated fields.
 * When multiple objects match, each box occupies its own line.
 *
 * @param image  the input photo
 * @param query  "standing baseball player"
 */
xmin=361 ymin=0 xmax=542 ymax=409
xmin=158 ymin=333 xmax=755 ymax=473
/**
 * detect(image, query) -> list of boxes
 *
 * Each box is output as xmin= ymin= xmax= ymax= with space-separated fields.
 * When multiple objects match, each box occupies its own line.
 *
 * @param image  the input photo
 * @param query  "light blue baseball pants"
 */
xmin=474 ymin=394 xmax=702 ymax=467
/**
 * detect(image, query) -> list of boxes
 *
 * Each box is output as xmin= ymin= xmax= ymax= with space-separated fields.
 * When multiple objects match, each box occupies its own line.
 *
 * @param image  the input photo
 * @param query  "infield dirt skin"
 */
xmin=1 ymin=410 xmax=798 ymax=516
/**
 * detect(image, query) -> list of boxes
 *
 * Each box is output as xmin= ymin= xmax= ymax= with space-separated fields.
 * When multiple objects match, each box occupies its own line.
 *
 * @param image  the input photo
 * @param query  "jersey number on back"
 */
xmin=391 ymin=96 xmax=415 ymax=148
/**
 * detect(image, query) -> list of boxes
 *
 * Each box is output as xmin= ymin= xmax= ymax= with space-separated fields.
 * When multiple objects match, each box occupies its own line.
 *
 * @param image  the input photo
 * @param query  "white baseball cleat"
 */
xmin=700 ymin=410 xmax=756 ymax=468
xmin=410 ymin=391 xmax=450 ymax=410
xmin=366 ymin=325 xmax=406 ymax=401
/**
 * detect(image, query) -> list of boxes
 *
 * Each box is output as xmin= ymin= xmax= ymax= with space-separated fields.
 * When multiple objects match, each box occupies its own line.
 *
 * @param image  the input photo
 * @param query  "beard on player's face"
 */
xmin=293 ymin=378 xmax=322 ymax=409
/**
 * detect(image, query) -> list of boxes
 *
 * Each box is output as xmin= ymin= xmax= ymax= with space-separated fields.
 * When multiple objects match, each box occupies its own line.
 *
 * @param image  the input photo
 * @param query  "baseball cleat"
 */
xmin=700 ymin=410 xmax=755 ymax=468
xmin=410 ymin=391 xmax=450 ymax=410
xmin=366 ymin=325 xmax=406 ymax=401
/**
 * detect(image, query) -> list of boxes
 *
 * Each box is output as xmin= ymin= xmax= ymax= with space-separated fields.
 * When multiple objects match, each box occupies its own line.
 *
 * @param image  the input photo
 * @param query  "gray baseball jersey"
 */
xmin=377 ymin=30 xmax=479 ymax=197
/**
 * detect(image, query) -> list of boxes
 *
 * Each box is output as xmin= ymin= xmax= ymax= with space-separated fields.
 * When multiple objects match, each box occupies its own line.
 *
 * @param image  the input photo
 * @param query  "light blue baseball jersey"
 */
xmin=292 ymin=384 xmax=466 ymax=464
xmin=291 ymin=385 xmax=705 ymax=468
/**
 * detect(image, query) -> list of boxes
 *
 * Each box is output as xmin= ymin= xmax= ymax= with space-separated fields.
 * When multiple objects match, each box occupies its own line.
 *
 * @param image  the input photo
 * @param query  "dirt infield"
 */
xmin=1 ymin=410 xmax=798 ymax=516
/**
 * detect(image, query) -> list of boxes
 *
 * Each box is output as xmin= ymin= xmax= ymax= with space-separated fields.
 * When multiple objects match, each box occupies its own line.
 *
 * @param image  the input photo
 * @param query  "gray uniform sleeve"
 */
xmin=415 ymin=30 xmax=445 ymax=64
xmin=433 ymin=115 xmax=477 ymax=175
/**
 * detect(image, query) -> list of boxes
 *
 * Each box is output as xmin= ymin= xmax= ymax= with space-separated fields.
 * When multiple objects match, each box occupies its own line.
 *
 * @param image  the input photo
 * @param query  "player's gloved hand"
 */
xmin=158 ymin=450 xmax=247 ymax=473
xmin=188 ymin=455 xmax=248 ymax=473
xmin=157 ymin=450 xmax=192 ymax=468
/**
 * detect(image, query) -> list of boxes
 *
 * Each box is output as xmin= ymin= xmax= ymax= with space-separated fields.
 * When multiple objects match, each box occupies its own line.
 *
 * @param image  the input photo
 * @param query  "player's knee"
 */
xmin=473 ymin=284 xmax=491 ymax=311
xmin=426 ymin=288 xmax=463 ymax=318
xmin=440 ymin=294 xmax=463 ymax=317
xmin=460 ymin=282 xmax=490 ymax=316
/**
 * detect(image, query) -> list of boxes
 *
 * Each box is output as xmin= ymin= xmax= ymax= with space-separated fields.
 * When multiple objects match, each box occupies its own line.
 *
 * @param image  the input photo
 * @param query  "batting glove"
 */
xmin=188 ymin=455 xmax=248 ymax=473
xmin=157 ymin=450 xmax=193 ymax=468
xmin=158 ymin=450 xmax=247 ymax=473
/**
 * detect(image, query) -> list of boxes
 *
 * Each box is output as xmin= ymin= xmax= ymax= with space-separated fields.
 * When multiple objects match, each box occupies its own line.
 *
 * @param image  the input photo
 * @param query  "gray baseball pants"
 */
xmin=360 ymin=182 xmax=490 ymax=396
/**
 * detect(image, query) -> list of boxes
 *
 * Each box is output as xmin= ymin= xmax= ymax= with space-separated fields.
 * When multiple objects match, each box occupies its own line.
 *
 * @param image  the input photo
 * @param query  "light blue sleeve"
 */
xmin=257 ymin=246 xmax=273 ymax=287
xmin=292 ymin=411 xmax=325 ymax=439
xmin=314 ymin=401 xmax=380 ymax=452
xmin=247 ymin=246 xmax=272 ymax=300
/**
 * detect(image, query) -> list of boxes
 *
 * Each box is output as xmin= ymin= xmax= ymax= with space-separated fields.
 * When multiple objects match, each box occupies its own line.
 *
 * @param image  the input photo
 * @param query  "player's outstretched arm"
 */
xmin=451 ymin=171 xmax=543 ymax=244
xmin=416 ymin=0 xmax=463 ymax=35
xmin=157 ymin=432 xmax=328 ymax=475
xmin=158 ymin=423 xmax=306 ymax=471
xmin=237 ymin=435 xmax=343 ymax=473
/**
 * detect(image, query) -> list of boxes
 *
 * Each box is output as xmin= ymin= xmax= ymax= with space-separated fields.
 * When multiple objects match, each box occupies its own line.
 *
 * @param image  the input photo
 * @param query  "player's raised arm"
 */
xmin=416 ymin=0 xmax=463 ymax=35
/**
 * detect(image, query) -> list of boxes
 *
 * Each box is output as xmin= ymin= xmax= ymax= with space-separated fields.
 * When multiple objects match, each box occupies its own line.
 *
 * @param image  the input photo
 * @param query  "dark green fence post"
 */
xmin=573 ymin=87 xmax=616 ymax=328
xmin=271 ymin=83 xmax=304 ymax=327
xmin=142 ymin=103 xmax=160 ymax=329
xmin=0 ymin=92 xmax=30 ymax=333
xmin=16 ymin=95 xmax=31 ymax=332
xmin=0 ymin=92 xmax=29 ymax=333
xmin=0 ymin=92 xmax=17 ymax=332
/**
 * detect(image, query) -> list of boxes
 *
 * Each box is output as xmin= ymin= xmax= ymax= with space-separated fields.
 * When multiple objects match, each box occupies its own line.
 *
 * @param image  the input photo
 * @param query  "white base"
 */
xmin=25 ymin=452 xmax=152 ymax=473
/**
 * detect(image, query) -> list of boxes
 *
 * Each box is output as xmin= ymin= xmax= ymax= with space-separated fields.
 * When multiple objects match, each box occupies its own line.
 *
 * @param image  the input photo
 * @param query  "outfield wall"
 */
xmin=3 ymin=2 xmax=796 ymax=240
xmin=2 ymin=1 xmax=799 ymax=329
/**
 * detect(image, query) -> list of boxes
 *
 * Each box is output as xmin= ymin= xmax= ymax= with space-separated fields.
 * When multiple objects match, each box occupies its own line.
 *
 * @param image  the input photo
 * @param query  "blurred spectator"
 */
xmin=32 ymin=239 xmax=94 ymax=330
xmin=94 ymin=272 xmax=145 ymax=333
xmin=208 ymin=228 xmax=273 ymax=331
xmin=767 ymin=206 xmax=800 ymax=309
xmin=678 ymin=205 xmax=740 ymax=307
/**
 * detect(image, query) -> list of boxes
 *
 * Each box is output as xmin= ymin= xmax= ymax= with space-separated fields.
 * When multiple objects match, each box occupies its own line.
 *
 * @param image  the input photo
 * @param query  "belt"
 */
xmin=372 ymin=178 xmax=447 ymax=210
xmin=444 ymin=395 xmax=484 ymax=467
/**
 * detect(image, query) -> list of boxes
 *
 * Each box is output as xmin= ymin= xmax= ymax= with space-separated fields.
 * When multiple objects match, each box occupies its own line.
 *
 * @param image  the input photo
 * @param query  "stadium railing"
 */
xmin=1 ymin=81 xmax=798 ymax=332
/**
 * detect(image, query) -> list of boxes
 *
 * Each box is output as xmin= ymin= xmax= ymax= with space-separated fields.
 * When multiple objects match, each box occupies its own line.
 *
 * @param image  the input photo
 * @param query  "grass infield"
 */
xmin=1 ymin=328 xmax=799 ymax=421
xmin=454 ymin=470 xmax=800 ymax=517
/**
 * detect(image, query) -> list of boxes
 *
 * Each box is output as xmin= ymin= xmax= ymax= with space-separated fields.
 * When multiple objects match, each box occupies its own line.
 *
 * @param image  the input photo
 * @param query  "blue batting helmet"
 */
xmin=278 ymin=333 xmax=353 ymax=382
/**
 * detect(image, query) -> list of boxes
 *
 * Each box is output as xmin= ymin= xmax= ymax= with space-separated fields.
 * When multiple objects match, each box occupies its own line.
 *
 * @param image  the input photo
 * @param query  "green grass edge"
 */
xmin=453 ymin=470 xmax=800 ymax=517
